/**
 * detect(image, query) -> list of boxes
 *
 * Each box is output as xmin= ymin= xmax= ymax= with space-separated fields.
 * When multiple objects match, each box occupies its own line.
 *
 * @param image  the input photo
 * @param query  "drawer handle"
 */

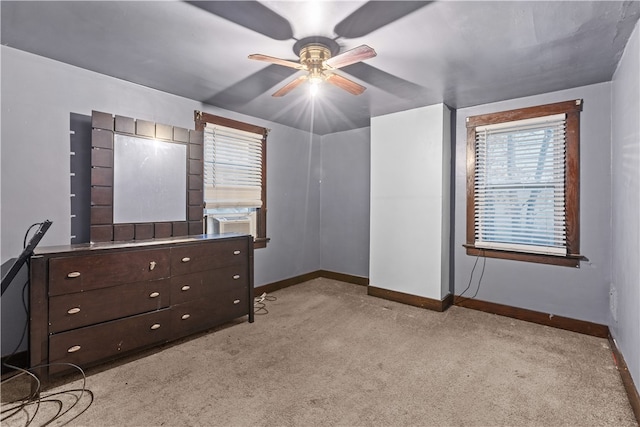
xmin=181 ymin=285 xmax=190 ymax=291
xmin=181 ymin=314 xmax=190 ymax=320
xmin=68 ymin=345 xmax=81 ymax=353
xmin=150 ymin=323 xmax=161 ymax=330
xmin=233 ymin=274 xmax=240 ymax=280
xmin=149 ymin=292 xmax=160 ymax=298
xmin=233 ymin=299 xmax=240 ymax=305
xmin=67 ymin=307 xmax=81 ymax=315
xmin=233 ymin=250 xmax=241 ymax=255
xmin=181 ymin=257 xmax=191 ymax=263
xmin=149 ymin=261 xmax=157 ymax=271
xmin=67 ymin=271 xmax=81 ymax=278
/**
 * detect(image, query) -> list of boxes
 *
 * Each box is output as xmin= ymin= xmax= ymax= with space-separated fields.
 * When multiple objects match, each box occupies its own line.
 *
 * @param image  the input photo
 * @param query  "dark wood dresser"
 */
xmin=29 ymin=234 xmax=253 ymax=384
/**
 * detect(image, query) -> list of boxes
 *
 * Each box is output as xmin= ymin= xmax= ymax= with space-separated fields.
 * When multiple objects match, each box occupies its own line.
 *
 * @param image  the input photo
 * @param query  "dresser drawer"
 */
xmin=49 ymin=248 xmax=170 ymax=296
xmin=171 ymin=286 xmax=249 ymax=338
xmin=170 ymin=238 xmax=248 ymax=276
xmin=171 ymin=265 xmax=248 ymax=304
xmin=49 ymin=279 xmax=170 ymax=334
xmin=48 ymin=309 xmax=171 ymax=375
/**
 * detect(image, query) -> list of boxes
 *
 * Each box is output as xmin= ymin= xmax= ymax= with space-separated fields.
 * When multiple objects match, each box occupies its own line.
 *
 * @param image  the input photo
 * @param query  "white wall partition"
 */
xmin=370 ymin=104 xmax=451 ymax=300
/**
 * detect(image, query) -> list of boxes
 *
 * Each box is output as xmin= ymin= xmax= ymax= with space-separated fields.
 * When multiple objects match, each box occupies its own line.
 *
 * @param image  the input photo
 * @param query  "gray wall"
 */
xmin=319 ymin=128 xmax=370 ymax=278
xmin=262 ymin=126 xmax=321 ymax=283
xmin=0 ymin=46 xmax=321 ymax=355
xmin=611 ymin=21 xmax=640 ymax=389
xmin=454 ymin=82 xmax=613 ymax=325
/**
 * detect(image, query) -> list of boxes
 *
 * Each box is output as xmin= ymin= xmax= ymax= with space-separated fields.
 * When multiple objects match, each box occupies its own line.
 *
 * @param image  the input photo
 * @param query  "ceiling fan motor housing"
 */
xmin=251 ymin=36 xmax=371 ymax=97
xmin=299 ymin=44 xmax=332 ymax=82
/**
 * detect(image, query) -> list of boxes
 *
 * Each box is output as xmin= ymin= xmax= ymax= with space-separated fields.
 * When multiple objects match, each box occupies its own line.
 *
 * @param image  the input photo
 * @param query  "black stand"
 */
xmin=1 ymin=220 xmax=52 ymax=296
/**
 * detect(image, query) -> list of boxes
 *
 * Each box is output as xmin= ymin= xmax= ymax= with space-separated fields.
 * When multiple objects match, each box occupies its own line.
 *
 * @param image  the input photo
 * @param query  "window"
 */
xmin=466 ymin=100 xmax=582 ymax=267
xmin=195 ymin=112 xmax=269 ymax=248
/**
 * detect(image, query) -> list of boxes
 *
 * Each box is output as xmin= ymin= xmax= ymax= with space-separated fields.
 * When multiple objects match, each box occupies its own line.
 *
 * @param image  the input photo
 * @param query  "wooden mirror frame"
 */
xmin=89 ymin=110 xmax=203 ymax=242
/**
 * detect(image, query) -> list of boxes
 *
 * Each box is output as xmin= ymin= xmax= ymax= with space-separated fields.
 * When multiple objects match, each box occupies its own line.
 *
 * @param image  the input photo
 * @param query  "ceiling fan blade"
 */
xmin=334 ymin=1 xmax=433 ymax=39
xmin=205 ymin=65 xmax=299 ymax=107
xmin=273 ymin=75 xmax=308 ymax=97
xmin=248 ymin=54 xmax=304 ymax=70
xmin=325 ymin=73 xmax=366 ymax=95
xmin=186 ymin=1 xmax=294 ymax=40
xmin=341 ymin=62 xmax=428 ymax=99
xmin=325 ymin=45 xmax=377 ymax=69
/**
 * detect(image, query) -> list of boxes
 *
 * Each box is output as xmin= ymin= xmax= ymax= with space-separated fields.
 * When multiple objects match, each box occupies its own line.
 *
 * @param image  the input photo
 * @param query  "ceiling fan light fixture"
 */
xmin=309 ymin=80 xmax=320 ymax=97
xmin=249 ymin=38 xmax=376 ymax=97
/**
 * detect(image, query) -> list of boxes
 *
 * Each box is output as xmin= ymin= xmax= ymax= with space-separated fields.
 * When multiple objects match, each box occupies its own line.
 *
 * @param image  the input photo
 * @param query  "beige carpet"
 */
xmin=2 ymin=278 xmax=637 ymax=426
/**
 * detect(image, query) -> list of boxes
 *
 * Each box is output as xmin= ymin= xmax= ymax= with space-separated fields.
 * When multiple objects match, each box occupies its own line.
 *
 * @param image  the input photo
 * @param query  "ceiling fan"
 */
xmin=248 ymin=37 xmax=377 ymax=97
xmin=188 ymin=1 xmax=433 ymax=103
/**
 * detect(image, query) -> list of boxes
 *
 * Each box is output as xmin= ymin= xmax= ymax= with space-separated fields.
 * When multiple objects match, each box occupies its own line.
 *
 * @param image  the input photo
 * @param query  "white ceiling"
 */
xmin=2 ymin=1 xmax=639 ymax=135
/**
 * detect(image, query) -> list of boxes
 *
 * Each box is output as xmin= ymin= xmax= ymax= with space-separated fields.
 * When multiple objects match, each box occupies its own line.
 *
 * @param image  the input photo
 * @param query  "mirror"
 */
xmin=90 ymin=110 xmax=203 ymax=242
xmin=113 ymin=134 xmax=186 ymax=224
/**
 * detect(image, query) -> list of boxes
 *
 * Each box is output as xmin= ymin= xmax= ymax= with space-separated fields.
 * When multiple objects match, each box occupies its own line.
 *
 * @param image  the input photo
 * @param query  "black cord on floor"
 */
xmin=1 ymin=362 xmax=94 ymax=426
xmin=254 ymin=293 xmax=277 ymax=315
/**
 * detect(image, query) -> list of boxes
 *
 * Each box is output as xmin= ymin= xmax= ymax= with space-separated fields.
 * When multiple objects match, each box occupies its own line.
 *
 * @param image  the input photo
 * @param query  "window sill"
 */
xmin=464 ymin=244 xmax=584 ymax=268
xmin=254 ymin=237 xmax=270 ymax=249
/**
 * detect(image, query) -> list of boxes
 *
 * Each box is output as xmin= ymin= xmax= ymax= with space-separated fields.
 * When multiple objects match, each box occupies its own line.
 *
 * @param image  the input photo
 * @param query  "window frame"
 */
xmin=195 ymin=111 xmax=269 ymax=248
xmin=465 ymin=99 xmax=583 ymax=267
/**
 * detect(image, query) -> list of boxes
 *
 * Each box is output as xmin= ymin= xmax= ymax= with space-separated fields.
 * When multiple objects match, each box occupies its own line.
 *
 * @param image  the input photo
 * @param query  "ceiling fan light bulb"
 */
xmin=310 ymin=81 xmax=320 ymax=97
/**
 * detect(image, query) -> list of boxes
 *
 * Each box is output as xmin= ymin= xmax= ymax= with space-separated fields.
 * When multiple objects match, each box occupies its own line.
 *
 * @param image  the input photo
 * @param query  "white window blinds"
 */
xmin=203 ymin=124 xmax=263 ymax=209
xmin=474 ymin=113 xmax=567 ymax=256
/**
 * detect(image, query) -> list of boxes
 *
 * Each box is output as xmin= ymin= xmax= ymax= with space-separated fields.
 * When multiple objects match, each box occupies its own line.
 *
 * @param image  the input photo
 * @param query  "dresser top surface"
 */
xmin=34 ymin=233 xmax=249 ymax=256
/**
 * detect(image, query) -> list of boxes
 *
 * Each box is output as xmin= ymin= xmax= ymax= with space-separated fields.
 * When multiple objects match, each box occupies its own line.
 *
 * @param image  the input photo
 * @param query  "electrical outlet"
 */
xmin=609 ymin=283 xmax=617 ymax=322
